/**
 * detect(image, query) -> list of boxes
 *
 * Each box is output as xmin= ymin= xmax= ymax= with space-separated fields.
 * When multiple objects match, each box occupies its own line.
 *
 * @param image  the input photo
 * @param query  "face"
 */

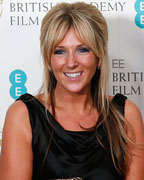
xmin=50 ymin=27 xmax=98 ymax=94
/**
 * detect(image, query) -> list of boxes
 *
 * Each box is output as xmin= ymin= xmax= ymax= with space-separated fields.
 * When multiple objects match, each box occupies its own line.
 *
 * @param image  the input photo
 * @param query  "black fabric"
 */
xmin=16 ymin=93 xmax=127 ymax=180
xmin=112 ymin=93 xmax=127 ymax=115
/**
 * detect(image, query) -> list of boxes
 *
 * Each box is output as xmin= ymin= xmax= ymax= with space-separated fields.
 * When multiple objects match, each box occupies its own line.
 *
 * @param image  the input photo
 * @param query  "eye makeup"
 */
xmin=76 ymin=47 xmax=90 ymax=54
xmin=53 ymin=45 xmax=91 ymax=56
xmin=53 ymin=49 xmax=66 ymax=55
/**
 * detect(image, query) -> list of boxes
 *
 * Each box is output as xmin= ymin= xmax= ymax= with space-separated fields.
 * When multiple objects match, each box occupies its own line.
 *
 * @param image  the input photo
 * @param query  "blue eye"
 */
xmin=53 ymin=49 xmax=65 ymax=55
xmin=76 ymin=47 xmax=90 ymax=53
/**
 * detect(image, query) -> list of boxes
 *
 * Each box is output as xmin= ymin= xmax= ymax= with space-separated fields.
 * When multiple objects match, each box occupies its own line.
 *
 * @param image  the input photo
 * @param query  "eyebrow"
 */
xmin=55 ymin=46 xmax=65 ymax=49
xmin=55 ymin=44 xmax=87 ymax=49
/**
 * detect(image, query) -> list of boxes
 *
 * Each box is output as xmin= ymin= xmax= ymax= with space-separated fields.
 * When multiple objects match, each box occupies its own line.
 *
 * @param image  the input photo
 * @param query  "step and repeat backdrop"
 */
xmin=0 ymin=0 xmax=144 ymax=140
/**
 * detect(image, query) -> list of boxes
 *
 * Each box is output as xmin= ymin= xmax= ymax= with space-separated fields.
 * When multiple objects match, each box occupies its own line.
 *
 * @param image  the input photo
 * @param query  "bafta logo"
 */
xmin=0 ymin=0 xmax=4 ymax=18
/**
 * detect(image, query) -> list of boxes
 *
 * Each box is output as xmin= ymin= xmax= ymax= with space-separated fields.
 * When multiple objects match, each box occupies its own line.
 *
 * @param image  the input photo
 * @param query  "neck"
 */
xmin=53 ymin=84 xmax=93 ymax=114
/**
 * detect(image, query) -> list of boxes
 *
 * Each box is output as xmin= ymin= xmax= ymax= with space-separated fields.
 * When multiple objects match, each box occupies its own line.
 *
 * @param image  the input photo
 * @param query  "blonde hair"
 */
xmin=40 ymin=2 xmax=131 ymax=175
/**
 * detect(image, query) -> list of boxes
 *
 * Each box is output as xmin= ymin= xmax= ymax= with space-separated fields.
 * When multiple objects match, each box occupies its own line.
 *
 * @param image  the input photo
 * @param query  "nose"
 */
xmin=66 ymin=51 xmax=78 ymax=69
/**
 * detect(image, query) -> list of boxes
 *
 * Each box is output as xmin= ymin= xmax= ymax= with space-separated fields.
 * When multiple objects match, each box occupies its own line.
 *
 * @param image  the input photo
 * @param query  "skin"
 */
xmin=51 ymin=28 xmax=98 ymax=95
xmin=125 ymin=100 xmax=144 ymax=180
xmin=50 ymin=28 xmax=99 ymax=130
xmin=0 ymin=28 xmax=144 ymax=179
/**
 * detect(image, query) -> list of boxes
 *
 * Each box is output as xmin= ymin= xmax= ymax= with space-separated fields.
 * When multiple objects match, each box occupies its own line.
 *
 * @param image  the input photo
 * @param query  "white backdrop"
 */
xmin=0 ymin=0 xmax=144 ymax=141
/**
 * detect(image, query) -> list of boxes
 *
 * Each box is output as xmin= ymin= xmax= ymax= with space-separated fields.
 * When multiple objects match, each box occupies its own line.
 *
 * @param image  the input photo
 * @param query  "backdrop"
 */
xmin=0 ymin=0 xmax=144 ymax=141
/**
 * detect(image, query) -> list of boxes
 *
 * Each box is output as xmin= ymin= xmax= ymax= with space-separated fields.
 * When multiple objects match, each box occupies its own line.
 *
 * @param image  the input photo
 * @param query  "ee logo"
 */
xmin=135 ymin=0 xmax=144 ymax=28
xmin=9 ymin=69 xmax=27 ymax=100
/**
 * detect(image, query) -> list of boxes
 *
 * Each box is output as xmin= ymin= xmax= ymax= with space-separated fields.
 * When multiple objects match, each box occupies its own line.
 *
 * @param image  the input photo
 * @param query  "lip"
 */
xmin=63 ymin=71 xmax=83 ymax=80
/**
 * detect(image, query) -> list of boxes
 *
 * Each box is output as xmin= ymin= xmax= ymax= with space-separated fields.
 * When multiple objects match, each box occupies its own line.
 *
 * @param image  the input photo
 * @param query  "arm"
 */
xmin=0 ymin=100 xmax=33 ymax=180
xmin=125 ymin=100 xmax=144 ymax=180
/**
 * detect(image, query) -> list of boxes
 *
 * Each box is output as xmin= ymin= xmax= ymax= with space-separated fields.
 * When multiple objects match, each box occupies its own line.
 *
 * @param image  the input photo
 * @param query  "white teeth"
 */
xmin=65 ymin=72 xmax=81 ymax=78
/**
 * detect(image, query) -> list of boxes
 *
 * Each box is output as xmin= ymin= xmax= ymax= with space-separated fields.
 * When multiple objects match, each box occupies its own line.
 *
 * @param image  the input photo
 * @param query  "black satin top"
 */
xmin=17 ymin=93 xmax=127 ymax=180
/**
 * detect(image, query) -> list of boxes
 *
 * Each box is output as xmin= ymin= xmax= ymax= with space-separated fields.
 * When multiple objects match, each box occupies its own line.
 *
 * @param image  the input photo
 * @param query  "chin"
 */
xmin=64 ymin=85 xmax=88 ymax=94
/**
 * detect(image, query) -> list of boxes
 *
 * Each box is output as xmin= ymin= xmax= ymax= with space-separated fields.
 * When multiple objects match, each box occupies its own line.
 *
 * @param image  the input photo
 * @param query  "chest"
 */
xmin=54 ymin=109 xmax=99 ymax=131
xmin=33 ymin=127 xmax=123 ymax=180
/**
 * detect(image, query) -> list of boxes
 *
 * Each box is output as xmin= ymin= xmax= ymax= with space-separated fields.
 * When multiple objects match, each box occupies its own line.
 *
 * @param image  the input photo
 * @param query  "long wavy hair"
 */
xmin=40 ymin=2 xmax=132 ymax=175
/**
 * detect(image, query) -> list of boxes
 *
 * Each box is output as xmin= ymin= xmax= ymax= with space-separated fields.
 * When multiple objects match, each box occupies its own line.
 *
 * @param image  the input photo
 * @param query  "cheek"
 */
xmin=51 ymin=56 xmax=65 ymax=72
xmin=81 ymin=55 xmax=97 ymax=70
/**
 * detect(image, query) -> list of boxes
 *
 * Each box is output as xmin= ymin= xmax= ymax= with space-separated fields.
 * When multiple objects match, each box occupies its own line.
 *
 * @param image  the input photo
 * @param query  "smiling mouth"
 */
xmin=64 ymin=72 xmax=82 ymax=78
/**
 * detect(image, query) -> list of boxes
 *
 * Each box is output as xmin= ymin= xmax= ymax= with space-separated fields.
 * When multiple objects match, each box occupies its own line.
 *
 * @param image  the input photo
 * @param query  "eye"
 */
xmin=76 ymin=47 xmax=90 ymax=54
xmin=53 ymin=49 xmax=66 ymax=55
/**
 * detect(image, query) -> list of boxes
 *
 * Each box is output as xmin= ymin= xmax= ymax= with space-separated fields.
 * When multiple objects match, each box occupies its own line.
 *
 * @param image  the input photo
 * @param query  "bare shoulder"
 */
xmin=108 ymin=96 xmax=144 ymax=179
xmin=124 ymin=99 xmax=143 ymax=127
xmin=4 ymin=100 xmax=32 ymax=138
xmin=124 ymin=102 xmax=144 ymax=179
xmin=6 ymin=100 xmax=29 ymax=118
xmin=0 ymin=100 xmax=33 ymax=179
xmin=108 ymin=94 xmax=144 ymax=136
xmin=2 ymin=100 xmax=32 ymax=147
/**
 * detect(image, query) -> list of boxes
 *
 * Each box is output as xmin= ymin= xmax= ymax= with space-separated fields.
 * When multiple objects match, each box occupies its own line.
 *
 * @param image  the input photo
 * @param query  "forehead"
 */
xmin=56 ymin=27 xmax=84 ymax=47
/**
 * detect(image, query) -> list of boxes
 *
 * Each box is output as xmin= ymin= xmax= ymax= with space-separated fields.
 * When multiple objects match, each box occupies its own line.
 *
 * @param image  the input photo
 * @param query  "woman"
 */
xmin=0 ymin=2 xmax=144 ymax=180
